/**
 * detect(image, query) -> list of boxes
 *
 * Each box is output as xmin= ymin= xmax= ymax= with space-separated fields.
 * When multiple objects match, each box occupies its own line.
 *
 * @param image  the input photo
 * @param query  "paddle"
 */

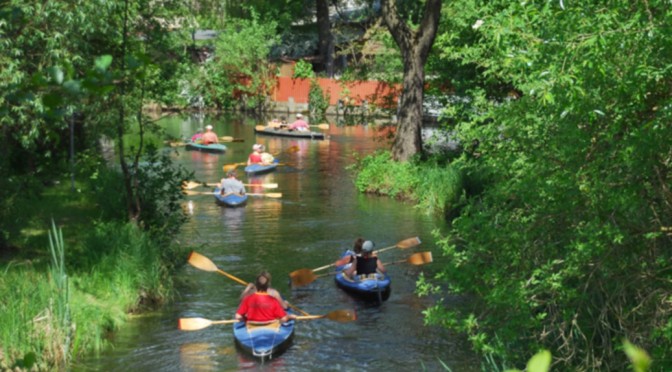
xmin=178 ymin=317 xmax=238 ymax=331
xmin=219 ymin=136 xmax=244 ymax=142
xmin=183 ymin=190 xmax=282 ymax=198
xmin=289 ymin=251 xmax=433 ymax=287
xmin=178 ymin=309 xmax=356 ymax=331
xmin=187 ymin=251 xmax=309 ymax=316
xmin=165 ymin=137 xmax=243 ymax=147
xmin=182 ymin=181 xmax=278 ymax=190
xmin=288 ymin=236 xmax=422 ymax=286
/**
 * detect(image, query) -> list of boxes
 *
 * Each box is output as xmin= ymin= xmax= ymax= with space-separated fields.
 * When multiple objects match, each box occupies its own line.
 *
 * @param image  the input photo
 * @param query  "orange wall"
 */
xmin=271 ymin=77 xmax=400 ymax=108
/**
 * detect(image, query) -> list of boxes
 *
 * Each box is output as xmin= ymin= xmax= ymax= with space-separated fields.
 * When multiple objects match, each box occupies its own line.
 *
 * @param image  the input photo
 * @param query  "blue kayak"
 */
xmin=213 ymin=187 xmax=248 ymax=207
xmin=244 ymin=161 xmax=278 ymax=175
xmin=334 ymin=250 xmax=391 ymax=302
xmin=185 ymin=142 xmax=227 ymax=153
xmin=233 ymin=316 xmax=295 ymax=361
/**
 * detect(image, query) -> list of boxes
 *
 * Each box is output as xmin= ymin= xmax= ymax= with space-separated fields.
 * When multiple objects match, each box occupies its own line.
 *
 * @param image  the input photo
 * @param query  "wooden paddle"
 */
xmin=183 ymin=190 xmax=282 ymax=198
xmin=165 ymin=137 xmax=243 ymax=147
xmin=178 ymin=317 xmax=238 ymax=331
xmin=187 ymin=251 xmax=309 ymax=316
xmin=182 ymin=181 xmax=278 ymax=190
xmin=219 ymin=136 xmax=244 ymax=142
xmin=178 ymin=309 xmax=356 ymax=331
xmin=288 ymin=236 xmax=422 ymax=285
xmin=289 ymin=251 xmax=433 ymax=287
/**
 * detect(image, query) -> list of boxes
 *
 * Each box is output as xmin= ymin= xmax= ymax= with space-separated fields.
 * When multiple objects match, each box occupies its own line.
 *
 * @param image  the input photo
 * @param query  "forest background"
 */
xmin=1 ymin=0 xmax=671 ymax=371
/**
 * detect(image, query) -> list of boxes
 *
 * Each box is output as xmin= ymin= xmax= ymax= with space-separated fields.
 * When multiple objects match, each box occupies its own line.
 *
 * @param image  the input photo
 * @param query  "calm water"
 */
xmin=73 ymin=113 xmax=478 ymax=371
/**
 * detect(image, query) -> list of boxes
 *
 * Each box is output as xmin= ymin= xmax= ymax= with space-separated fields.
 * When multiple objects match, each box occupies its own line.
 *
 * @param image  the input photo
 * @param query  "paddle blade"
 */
xmin=219 ymin=136 xmax=243 ymax=142
xmin=223 ymin=163 xmax=244 ymax=172
xmin=188 ymin=251 xmax=219 ymax=272
xmin=324 ymin=309 xmax=357 ymax=322
xmin=313 ymin=123 xmax=330 ymax=130
xmin=178 ymin=317 xmax=213 ymax=331
xmin=397 ymin=236 xmax=421 ymax=249
xmin=248 ymin=193 xmax=282 ymax=198
xmin=183 ymin=190 xmax=211 ymax=196
xmin=255 ymin=125 xmax=266 ymax=131
xmin=406 ymin=251 xmax=433 ymax=265
xmin=182 ymin=181 xmax=203 ymax=190
xmin=289 ymin=268 xmax=318 ymax=287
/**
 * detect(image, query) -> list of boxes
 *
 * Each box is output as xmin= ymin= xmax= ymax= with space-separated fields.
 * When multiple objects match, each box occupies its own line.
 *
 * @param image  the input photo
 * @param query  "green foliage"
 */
xmin=293 ymin=59 xmax=315 ymax=79
xmin=308 ymin=79 xmax=330 ymax=123
xmin=0 ymin=221 xmax=187 ymax=369
xmin=422 ymin=0 xmax=672 ymax=370
xmin=197 ymin=15 xmax=279 ymax=111
xmin=351 ymin=150 xmax=466 ymax=217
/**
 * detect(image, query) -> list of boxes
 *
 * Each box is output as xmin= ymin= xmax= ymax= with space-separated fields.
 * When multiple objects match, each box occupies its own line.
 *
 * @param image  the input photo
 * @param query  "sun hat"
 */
xmin=252 ymin=144 xmax=261 ymax=150
xmin=205 ymin=125 xmax=213 ymax=130
xmin=296 ymin=113 xmax=303 ymax=118
xmin=362 ymin=240 xmax=375 ymax=253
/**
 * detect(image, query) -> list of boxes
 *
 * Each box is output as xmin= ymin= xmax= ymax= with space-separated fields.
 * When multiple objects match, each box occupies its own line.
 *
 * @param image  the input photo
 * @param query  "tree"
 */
xmin=381 ymin=0 xmax=441 ymax=161
xmin=316 ymin=0 xmax=334 ymax=77
xmin=420 ymin=0 xmax=672 ymax=369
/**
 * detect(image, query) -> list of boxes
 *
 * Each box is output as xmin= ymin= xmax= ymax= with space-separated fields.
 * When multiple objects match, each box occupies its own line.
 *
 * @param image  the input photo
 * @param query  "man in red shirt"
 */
xmin=235 ymin=273 xmax=296 ymax=324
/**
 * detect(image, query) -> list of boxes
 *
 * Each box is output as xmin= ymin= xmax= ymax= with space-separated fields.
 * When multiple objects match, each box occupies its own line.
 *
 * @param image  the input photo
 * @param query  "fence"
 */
xmin=271 ymin=77 xmax=400 ymax=109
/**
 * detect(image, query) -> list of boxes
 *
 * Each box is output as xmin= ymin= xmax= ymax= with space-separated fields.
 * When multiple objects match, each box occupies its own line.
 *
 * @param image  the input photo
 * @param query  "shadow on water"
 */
xmin=72 ymin=113 xmax=480 ymax=371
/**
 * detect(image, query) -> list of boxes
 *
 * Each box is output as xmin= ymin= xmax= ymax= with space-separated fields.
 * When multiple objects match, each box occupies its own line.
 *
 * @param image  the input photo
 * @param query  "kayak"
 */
xmin=334 ymin=250 xmax=391 ymax=302
xmin=254 ymin=126 xmax=326 ymax=140
xmin=233 ymin=316 xmax=295 ymax=361
xmin=213 ymin=187 xmax=248 ymax=207
xmin=185 ymin=142 xmax=227 ymax=153
xmin=244 ymin=161 xmax=278 ymax=175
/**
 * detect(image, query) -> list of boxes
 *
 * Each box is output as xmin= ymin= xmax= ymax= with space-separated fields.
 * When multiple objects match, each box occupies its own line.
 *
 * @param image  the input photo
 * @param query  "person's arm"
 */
xmin=235 ymin=312 xmax=245 ymax=322
xmin=377 ymin=258 xmax=386 ymax=273
xmin=240 ymin=283 xmax=254 ymax=299
xmin=344 ymin=257 xmax=357 ymax=278
xmin=269 ymin=289 xmax=288 ymax=309
xmin=280 ymin=313 xmax=297 ymax=323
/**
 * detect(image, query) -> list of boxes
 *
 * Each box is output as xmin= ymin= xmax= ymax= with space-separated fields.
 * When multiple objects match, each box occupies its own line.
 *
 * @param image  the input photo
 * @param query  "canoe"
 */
xmin=233 ymin=317 xmax=295 ymax=361
xmin=185 ymin=142 xmax=227 ymax=153
xmin=334 ymin=250 xmax=391 ymax=302
xmin=213 ymin=187 xmax=248 ymax=207
xmin=254 ymin=126 xmax=326 ymax=140
xmin=244 ymin=161 xmax=278 ymax=175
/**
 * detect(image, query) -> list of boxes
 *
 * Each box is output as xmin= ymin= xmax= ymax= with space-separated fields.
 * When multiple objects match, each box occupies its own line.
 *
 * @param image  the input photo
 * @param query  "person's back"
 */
xmin=220 ymin=171 xmax=245 ymax=195
xmin=236 ymin=273 xmax=295 ymax=323
xmin=248 ymin=144 xmax=263 ymax=165
xmin=289 ymin=113 xmax=309 ymax=131
xmin=201 ymin=125 xmax=218 ymax=144
xmin=345 ymin=240 xmax=385 ymax=278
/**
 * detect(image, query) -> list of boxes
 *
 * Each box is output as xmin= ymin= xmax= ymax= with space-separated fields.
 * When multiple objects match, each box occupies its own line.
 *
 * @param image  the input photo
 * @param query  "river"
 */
xmin=72 ymin=113 xmax=479 ymax=371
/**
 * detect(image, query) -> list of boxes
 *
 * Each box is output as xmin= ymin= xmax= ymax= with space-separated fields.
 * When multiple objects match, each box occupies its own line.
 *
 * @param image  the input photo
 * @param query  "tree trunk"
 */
xmin=382 ymin=0 xmax=441 ymax=162
xmin=316 ymin=0 xmax=334 ymax=77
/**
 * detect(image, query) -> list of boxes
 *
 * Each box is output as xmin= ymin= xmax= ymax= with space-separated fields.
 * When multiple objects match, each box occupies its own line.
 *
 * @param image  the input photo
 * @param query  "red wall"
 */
xmin=271 ymin=77 xmax=400 ymax=108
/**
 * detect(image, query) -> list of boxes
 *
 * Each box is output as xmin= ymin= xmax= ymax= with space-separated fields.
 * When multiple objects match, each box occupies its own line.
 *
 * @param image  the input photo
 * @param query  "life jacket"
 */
xmin=355 ymin=256 xmax=378 ymax=275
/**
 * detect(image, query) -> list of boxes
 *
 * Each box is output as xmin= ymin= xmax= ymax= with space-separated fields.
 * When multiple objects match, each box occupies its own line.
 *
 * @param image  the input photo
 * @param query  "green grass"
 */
xmin=351 ymin=150 xmax=466 ymax=217
xmin=0 ymin=176 xmax=187 ymax=369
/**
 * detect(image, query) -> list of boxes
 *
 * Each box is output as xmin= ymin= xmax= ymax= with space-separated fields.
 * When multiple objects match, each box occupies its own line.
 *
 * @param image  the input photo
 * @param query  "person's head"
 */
xmin=280 ymin=116 xmax=286 ymax=122
xmin=227 ymin=170 xmax=237 ymax=178
xmin=259 ymin=144 xmax=266 ymax=152
xmin=252 ymin=144 xmax=261 ymax=152
xmin=353 ymin=238 xmax=365 ymax=254
xmin=205 ymin=125 xmax=213 ymax=131
xmin=296 ymin=113 xmax=303 ymax=119
xmin=361 ymin=240 xmax=375 ymax=255
xmin=255 ymin=272 xmax=271 ymax=291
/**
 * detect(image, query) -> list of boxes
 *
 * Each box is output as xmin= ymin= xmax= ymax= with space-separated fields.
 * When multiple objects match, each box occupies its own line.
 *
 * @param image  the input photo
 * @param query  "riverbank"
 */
xmin=0 ymin=179 xmax=188 ymax=371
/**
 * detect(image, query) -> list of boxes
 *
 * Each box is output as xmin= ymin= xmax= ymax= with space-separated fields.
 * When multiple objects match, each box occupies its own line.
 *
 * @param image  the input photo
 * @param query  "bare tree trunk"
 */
xmin=382 ymin=0 xmax=441 ymax=162
xmin=316 ymin=0 xmax=334 ymax=77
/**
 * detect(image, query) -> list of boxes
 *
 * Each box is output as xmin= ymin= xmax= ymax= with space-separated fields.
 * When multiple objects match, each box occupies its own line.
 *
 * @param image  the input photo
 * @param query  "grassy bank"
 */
xmin=350 ymin=150 xmax=469 ymax=218
xmin=0 ymin=169 xmax=188 ymax=370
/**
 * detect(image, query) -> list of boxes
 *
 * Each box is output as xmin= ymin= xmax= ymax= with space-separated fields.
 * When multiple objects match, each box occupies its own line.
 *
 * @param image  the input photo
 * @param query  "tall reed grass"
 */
xmin=0 ymin=221 xmax=185 ymax=370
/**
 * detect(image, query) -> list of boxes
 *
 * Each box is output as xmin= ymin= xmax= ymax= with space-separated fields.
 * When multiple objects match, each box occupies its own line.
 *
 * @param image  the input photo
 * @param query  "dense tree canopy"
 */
xmin=419 ymin=1 xmax=672 ymax=369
